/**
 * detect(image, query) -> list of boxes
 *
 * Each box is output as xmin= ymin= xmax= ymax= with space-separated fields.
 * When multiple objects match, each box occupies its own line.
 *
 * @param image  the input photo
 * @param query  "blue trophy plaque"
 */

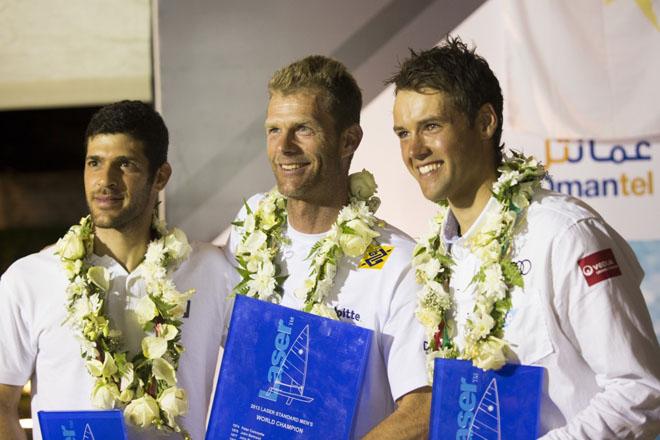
xmin=206 ymin=295 xmax=372 ymax=440
xmin=38 ymin=409 xmax=127 ymax=440
xmin=429 ymin=358 xmax=544 ymax=440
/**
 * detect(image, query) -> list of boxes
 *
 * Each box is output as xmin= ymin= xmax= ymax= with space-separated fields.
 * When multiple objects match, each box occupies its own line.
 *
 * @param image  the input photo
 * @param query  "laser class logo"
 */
xmin=455 ymin=376 xmax=502 ymax=440
xmin=578 ymin=248 xmax=622 ymax=286
xmin=544 ymin=139 xmax=654 ymax=199
xmin=60 ymin=422 xmax=95 ymax=440
xmin=258 ymin=317 xmax=314 ymax=405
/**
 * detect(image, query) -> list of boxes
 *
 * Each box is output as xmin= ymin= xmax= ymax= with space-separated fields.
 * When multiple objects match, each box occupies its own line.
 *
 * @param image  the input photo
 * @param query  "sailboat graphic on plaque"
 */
xmin=266 ymin=325 xmax=314 ymax=405
xmin=467 ymin=378 xmax=501 ymax=440
xmin=81 ymin=423 xmax=96 ymax=440
xmin=429 ymin=359 xmax=544 ymax=440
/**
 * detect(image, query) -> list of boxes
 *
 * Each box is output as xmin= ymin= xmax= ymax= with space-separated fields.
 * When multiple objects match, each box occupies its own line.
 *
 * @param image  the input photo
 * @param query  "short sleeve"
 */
xmin=381 ymin=266 xmax=429 ymax=401
xmin=0 ymin=264 xmax=37 ymax=385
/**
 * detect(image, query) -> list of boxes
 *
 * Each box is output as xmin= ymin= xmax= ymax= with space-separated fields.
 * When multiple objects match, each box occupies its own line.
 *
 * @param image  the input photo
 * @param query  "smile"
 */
xmin=417 ymin=162 xmax=442 ymax=175
xmin=279 ymin=163 xmax=308 ymax=171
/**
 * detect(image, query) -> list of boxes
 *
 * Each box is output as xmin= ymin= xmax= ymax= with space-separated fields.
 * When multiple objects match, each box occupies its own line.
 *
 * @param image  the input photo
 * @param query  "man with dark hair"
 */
xmin=0 ymin=100 xmax=234 ymax=440
xmin=389 ymin=37 xmax=660 ymax=438
xmin=226 ymin=55 xmax=431 ymax=438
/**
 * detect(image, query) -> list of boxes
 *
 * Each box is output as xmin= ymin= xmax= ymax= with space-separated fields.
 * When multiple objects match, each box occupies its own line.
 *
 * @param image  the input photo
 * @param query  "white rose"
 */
xmin=91 ymin=382 xmax=120 ymax=408
xmin=339 ymin=233 xmax=368 ymax=258
xmin=472 ymin=337 xmax=507 ymax=371
xmin=124 ymin=395 xmax=160 ymax=428
xmin=135 ymin=295 xmax=159 ymax=325
xmin=310 ymin=303 xmax=339 ymax=320
xmin=57 ymin=230 xmax=86 ymax=260
xmin=158 ymin=387 xmax=189 ymax=425
xmin=339 ymin=219 xmax=379 ymax=257
xmin=415 ymin=307 xmax=442 ymax=329
xmin=349 ymin=169 xmax=378 ymax=200
xmin=87 ymin=266 xmax=110 ymax=292
xmin=152 ymin=358 xmax=176 ymax=386
xmin=142 ymin=336 xmax=168 ymax=359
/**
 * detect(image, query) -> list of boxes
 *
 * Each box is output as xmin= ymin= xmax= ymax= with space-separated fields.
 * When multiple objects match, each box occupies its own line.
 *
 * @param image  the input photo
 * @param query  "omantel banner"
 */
xmin=506 ymin=133 xmax=660 ymax=242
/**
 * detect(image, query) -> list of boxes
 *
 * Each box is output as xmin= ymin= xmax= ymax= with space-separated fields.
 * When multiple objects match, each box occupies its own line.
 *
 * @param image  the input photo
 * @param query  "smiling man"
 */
xmin=0 ymin=101 xmax=233 ymax=440
xmin=225 ymin=55 xmax=430 ymax=439
xmin=388 ymin=37 xmax=660 ymax=438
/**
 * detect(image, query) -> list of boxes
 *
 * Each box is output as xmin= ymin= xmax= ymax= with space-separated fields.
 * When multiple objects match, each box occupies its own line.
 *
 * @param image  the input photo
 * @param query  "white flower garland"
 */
xmin=56 ymin=215 xmax=195 ymax=438
xmin=233 ymin=169 xmax=382 ymax=318
xmin=414 ymin=151 xmax=546 ymax=377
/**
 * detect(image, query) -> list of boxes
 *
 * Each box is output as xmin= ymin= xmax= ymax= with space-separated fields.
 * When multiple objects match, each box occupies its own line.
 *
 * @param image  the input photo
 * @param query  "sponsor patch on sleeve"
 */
xmin=578 ymin=248 xmax=621 ymax=286
xmin=358 ymin=244 xmax=394 ymax=270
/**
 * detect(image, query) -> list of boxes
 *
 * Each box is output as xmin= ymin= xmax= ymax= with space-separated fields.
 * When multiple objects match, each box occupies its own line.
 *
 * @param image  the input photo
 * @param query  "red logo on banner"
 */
xmin=578 ymin=248 xmax=621 ymax=286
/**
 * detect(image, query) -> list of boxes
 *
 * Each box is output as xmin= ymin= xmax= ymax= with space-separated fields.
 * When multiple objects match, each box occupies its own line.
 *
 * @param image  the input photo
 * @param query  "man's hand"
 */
xmin=0 ymin=384 xmax=27 ymax=440
xmin=362 ymin=386 xmax=432 ymax=439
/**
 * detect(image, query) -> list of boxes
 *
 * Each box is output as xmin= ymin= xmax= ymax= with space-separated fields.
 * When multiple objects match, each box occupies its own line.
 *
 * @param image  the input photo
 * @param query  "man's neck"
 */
xmin=448 ymin=177 xmax=496 ymax=236
xmin=286 ymin=194 xmax=347 ymax=234
xmin=93 ymin=220 xmax=152 ymax=273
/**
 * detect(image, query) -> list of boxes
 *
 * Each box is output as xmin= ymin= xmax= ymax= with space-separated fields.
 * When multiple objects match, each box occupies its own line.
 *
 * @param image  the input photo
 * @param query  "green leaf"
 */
xmin=501 ymin=259 xmax=524 ymax=288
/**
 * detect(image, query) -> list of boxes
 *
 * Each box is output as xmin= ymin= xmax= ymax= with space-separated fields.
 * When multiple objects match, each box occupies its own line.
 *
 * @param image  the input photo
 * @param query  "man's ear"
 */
xmin=153 ymin=162 xmax=172 ymax=191
xmin=340 ymin=124 xmax=363 ymax=159
xmin=478 ymin=103 xmax=498 ymax=141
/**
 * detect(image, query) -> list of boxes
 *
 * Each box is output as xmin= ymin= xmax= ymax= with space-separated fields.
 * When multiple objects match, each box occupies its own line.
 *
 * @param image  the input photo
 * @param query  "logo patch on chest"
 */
xmin=358 ymin=244 xmax=394 ymax=270
xmin=578 ymin=248 xmax=621 ymax=286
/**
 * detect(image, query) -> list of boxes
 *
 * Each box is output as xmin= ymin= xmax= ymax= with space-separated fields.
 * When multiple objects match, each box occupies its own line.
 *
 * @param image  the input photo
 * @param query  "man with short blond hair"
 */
xmin=226 ymin=55 xmax=431 ymax=439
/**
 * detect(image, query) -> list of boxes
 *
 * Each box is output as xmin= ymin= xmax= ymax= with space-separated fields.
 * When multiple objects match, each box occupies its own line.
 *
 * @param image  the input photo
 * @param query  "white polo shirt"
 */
xmin=226 ymin=193 xmax=428 ymax=439
xmin=445 ymin=189 xmax=660 ymax=438
xmin=0 ymin=242 xmax=234 ymax=440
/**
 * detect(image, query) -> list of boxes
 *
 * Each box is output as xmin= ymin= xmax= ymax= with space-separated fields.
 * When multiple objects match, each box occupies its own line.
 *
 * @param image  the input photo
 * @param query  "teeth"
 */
xmin=281 ymin=163 xmax=306 ymax=170
xmin=418 ymin=162 xmax=441 ymax=175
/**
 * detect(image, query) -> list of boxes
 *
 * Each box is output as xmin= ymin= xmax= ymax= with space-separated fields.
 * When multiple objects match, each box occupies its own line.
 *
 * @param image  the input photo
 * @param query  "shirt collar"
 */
xmin=442 ymin=196 xmax=500 ymax=249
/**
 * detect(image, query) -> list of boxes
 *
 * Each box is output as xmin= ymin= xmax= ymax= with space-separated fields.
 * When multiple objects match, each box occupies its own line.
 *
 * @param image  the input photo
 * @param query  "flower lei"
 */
xmin=413 ymin=151 xmax=546 ymax=377
xmin=56 ymin=215 xmax=195 ymax=438
xmin=232 ymin=169 xmax=382 ymax=318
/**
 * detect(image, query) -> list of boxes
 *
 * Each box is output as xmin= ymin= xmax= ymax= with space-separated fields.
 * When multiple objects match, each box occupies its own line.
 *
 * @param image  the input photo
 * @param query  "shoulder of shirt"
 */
xmin=373 ymin=220 xmax=416 ymax=257
xmin=184 ymin=241 xmax=233 ymax=269
xmin=527 ymin=188 xmax=605 ymax=231
xmin=1 ymin=245 xmax=60 ymax=284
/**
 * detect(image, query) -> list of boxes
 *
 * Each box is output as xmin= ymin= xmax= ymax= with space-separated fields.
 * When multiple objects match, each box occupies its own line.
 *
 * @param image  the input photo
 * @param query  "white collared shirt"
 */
xmin=444 ymin=189 xmax=660 ymax=438
xmin=0 ymin=242 xmax=234 ymax=440
xmin=226 ymin=193 xmax=428 ymax=439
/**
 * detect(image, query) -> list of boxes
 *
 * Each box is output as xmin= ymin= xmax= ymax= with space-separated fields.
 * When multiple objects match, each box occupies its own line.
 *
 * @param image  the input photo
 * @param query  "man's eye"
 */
xmin=296 ymin=125 xmax=313 ymax=135
xmin=267 ymin=127 xmax=280 ymax=135
xmin=395 ymin=130 xmax=409 ymax=139
xmin=425 ymin=123 xmax=440 ymax=131
xmin=86 ymin=159 xmax=98 ymax=167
